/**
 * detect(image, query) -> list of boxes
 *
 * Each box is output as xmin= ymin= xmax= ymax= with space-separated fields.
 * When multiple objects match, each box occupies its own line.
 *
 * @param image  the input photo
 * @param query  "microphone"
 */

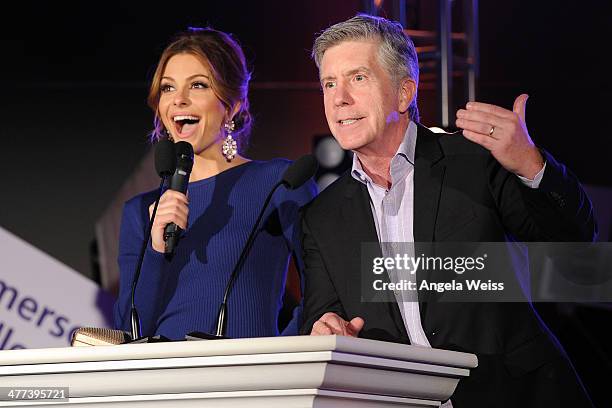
xmin=163 ymin=141 xmax=194 ymax=256
xmin=186 ymin=155 xmax=318 ymax=340
xmin=71 ymin=327 xmax=131 ymax=346
xmin=128 ymin=140 xmax=176 ymax=342
xmin=155 ymin=139 xmax=179 ymax=178
xmin=281 ymin=155 xmax=319 ymax=189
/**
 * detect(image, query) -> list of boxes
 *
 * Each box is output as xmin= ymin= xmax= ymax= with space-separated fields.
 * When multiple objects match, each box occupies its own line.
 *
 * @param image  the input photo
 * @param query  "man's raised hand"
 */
xmin=455 ymin=94 xmax=544 ymax=179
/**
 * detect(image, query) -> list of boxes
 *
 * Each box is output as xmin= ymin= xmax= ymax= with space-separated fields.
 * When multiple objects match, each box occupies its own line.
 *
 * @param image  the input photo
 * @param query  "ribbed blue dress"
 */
xmin=113 ymin=159 xmax=317 ymax=340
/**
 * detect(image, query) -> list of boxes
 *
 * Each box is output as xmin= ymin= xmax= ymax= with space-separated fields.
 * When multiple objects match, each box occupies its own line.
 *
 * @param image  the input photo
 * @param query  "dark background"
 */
xmin=1 ymin=0 xmax=610 ymax=405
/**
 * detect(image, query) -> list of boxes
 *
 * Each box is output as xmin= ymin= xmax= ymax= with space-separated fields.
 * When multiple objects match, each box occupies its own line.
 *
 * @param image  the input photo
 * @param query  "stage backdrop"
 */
xmin=0 ymin=227 xmax=115 ymax=349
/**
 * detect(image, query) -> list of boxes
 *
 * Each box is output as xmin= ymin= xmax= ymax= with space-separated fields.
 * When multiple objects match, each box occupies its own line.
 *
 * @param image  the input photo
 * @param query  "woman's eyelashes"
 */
xmin=191 ymin=81 xmax=210 ymax=89
xmin=160 ymin=81 xmax=210 ymax=94
xmin=160 ymin=83 xmax=174 ymax=93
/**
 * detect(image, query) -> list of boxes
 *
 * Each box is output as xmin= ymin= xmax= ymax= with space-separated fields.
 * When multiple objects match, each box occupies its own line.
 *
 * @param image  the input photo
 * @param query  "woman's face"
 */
xmin=158 ymin=53 xmax=227 ymax=156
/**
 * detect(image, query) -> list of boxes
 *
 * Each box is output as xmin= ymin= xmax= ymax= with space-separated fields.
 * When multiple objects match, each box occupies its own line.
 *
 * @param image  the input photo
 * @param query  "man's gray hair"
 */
xmin=312 ymin=13 xmax=420 ymax=122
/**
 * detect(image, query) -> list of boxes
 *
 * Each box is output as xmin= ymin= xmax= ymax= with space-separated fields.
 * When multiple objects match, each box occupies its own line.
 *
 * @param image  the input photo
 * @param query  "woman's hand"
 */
xmin=148 ymin=190 xmax=189 ymax=253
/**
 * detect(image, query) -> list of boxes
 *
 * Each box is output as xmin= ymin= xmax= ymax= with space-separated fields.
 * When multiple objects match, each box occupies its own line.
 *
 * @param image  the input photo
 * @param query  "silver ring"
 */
xmin=488 ymin=125 xmax=495 ymax=136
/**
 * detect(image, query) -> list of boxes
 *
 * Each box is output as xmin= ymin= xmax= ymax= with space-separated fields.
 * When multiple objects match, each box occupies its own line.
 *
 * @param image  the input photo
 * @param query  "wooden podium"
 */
xmin=0 ymin=335 xmax=477 ymax=407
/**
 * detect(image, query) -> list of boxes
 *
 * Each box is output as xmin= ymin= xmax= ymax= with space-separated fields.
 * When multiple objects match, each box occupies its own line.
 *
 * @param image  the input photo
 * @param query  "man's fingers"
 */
xmin=459 ymin=93 xmax=537 ymax=176
xmin=456 ymin=118 xmax=500 ymax=138
xmin=320 ymin=314 xmax=348 ymax=335
xmin=310 ymin=313 xmax=365 ymax=337
xmin=513 ymin=94 xmax=529 ymax=124
xmin=347 ymin=317 xmax=365 ymax=336
xmin=311 ymin=320 xmax=333 ymax=335
xmin=457 ymin=109 xmax=506 ymax=128
xmin=466 ymin=101 xmax=515 ymax=119
xmin=310 ymin=312 xmax=356 ymax=336
xmin=462 ymin=129 xmax=496 ymax=150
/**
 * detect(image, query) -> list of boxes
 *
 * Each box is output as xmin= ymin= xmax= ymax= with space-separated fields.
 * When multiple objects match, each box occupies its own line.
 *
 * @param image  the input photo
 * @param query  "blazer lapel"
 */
xmin=414 ymin=124 xmax=445 ymax=242
xmin=341 ymin=178 xmax=378 ymax=246
xmin=341 ymin=176 xmax=410 ymax=342
xmin=413 ymin=125 xmax=446 ymax=317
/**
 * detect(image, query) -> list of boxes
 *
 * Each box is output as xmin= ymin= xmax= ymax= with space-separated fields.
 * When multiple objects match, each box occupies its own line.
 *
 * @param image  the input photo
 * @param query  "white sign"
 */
xmin=0 ymin=227 xmax=115 ymax=349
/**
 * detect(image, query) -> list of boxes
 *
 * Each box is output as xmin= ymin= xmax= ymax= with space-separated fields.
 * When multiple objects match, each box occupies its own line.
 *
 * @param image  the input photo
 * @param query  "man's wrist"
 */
xmin=516 ymin=148 xmax=545 ymax=180
xmin=517 ymin=161 xmax=547 ymax=189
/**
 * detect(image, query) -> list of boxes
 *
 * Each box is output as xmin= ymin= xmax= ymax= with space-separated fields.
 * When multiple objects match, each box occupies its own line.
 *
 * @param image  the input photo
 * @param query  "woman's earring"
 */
xmin=222 ymin=120 xmax=237 ymax=161
xmin=163 ymin=128 xmax=174 ymax=142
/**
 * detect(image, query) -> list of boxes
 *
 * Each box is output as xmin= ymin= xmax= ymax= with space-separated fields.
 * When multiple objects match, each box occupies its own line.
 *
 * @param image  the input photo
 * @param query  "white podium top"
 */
xmin=0 ymin=335 xmax=476 ymax=369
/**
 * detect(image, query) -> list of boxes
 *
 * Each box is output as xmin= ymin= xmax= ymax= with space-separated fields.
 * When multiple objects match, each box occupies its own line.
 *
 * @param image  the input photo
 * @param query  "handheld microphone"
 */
xmin=164 ymin=141 xmax=194 ymax=256
xmin=208 ymin=155 xmax=318 ymax=339
xmin=129 ymin=140 xmax=176 ymax=341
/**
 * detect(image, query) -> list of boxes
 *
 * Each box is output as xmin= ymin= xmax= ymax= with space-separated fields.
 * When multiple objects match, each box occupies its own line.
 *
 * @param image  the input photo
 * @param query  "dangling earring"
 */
xmin=162 ymin=128 xmax=174 ymax=142
xmin=222 ymin=120 xmax=237 ymax=161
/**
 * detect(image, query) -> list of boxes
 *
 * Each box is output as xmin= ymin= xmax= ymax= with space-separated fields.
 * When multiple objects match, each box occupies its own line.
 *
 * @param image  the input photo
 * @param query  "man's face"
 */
xmin=320 ymin=39 xmax=408 ymax=155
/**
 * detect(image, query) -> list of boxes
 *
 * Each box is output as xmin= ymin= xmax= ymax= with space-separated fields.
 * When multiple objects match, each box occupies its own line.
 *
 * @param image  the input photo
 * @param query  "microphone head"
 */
xmin=282 ymin=155 xmax=319 ymax=190
xmin=71 ymin=327 xmax=130 ymax=346
xmin=175 ymin=141 xmax=194 ymax=172
xmin=154 ymin=139 xmax=177 ymax=177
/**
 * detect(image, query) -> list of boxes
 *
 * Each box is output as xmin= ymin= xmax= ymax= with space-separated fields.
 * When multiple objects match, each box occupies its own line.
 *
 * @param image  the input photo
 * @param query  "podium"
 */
xmin=0 ymin=335 xmax=477 ymax=407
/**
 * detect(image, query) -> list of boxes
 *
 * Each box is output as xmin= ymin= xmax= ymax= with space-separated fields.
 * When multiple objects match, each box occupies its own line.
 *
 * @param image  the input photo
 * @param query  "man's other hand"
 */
xmin=310 ymin=312 xmax=365 ymax=337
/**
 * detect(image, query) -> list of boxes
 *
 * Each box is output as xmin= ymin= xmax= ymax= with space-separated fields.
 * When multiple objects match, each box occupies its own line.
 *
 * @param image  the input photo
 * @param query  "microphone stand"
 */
xmin=215 ymin=181 xmax=284 ymax=337
xmin=186 ymin=181 xmax=284 ymax=341
xmin=128 ymin=177 xmax=171 ymax=343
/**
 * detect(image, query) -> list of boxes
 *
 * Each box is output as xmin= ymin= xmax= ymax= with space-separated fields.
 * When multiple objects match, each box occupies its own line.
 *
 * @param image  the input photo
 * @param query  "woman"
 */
xmin=113 ymin=27 xmax=316 ymax=340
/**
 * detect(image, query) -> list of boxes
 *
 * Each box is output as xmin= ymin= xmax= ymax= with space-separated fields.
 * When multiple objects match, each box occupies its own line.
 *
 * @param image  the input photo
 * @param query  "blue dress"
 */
xmin=113 ymin=159 xmax=317 ymax=340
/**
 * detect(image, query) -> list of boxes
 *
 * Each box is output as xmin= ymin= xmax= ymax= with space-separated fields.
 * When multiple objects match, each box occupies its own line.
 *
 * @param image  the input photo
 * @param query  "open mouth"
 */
xmin=173 ymin=115 xmax=201 ymax=136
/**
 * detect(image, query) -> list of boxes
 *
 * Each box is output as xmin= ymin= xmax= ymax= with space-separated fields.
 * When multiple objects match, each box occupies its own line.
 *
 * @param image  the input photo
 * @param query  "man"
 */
xmin=300 ymin=14 xmax=596 ymax=407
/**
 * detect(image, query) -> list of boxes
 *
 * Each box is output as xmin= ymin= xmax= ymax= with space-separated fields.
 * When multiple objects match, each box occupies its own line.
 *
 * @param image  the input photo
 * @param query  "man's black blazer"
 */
xmin=300 ymin=124 xmax=596 ymax=407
